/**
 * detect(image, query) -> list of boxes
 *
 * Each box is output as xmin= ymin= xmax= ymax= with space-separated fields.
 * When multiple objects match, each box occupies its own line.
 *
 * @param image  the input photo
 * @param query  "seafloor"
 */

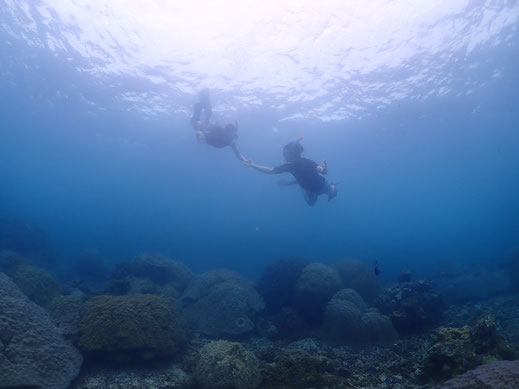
xmin=70 ymin=294 xmax=519 ymax=389
xmin=1 ymin=246 xmax=518 ymax=389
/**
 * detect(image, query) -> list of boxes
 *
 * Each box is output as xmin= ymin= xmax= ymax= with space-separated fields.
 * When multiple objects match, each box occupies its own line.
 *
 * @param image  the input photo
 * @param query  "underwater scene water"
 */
xmin=1 ymin=1 xmax=519 ymax=388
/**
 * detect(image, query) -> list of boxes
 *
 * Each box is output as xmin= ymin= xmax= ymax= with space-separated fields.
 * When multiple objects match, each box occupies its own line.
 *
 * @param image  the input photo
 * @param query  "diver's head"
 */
xmin=199 ymin=88 xmax=210 ymax=104
xmin=283 ymin=139 xmax=304 ymax=162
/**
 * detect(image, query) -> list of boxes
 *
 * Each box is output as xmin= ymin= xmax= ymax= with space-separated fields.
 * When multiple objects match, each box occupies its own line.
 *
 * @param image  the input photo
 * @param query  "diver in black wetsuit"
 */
xmin=244 ymin=137 xmax=337 ymax=206
xmin=191 ymin=89 xmax=249 ymax=162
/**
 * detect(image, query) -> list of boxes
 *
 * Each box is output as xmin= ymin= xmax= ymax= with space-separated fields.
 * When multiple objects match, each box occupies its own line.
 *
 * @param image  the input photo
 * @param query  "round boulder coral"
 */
xmin=78 ymin=294 xmax=187 ymax=362
xmin=113 ymin=254 xmax=193 ymax=291
xmin=256 ymin=257 xmax=310 ymax=314
xmin=181 ymin=269 xmax=264 ymax=338
xmin=323 ymin=288 xmax=366 ymax=342
xmin=8 ymin=264 xmax=61 ymax=306
xmin=377 ymin=280 xmax=443 ymax=334
xmin=334 ymin=258 xmax=381 ymax=304
xmin=358 ymin=308 xmax=398 ymax=345
xmin=194 ymin=340 xmax=262 ymax=389
xmin=47 ymin=293 xmax=84 ymax=337
xmin=323 ymin=289 xmax=397 ymax=346
xmin=293 ymin=263 xmax=342 ymax=325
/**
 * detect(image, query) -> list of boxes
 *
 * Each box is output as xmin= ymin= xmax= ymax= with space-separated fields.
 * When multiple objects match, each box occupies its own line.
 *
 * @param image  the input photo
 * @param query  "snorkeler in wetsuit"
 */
xmin=244 ymin=137 xmax=337 ymax=206
xmin=191 ymin=89 xmax=249 ymax=162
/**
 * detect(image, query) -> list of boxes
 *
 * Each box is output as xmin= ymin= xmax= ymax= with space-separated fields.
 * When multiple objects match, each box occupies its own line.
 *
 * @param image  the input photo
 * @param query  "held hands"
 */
xmin=243 ymin=159 xmax=254 ymax=167
xmin=317 ymin=160 xmax=328 ymax=174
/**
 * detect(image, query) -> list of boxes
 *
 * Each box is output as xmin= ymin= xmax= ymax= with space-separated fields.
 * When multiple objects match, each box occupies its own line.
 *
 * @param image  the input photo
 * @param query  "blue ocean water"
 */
xmin=1 ymin=0 xmax=518 ymax=285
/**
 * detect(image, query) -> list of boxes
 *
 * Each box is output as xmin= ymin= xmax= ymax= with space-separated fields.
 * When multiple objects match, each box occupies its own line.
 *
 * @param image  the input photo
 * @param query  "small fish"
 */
xmin=374 ymin=260 xmax=380 ymax=276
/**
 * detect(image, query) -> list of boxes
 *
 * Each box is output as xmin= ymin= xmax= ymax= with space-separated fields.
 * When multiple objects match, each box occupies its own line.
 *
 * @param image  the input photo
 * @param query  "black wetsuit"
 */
xmin=273 ymin=158 xmax=326 ymax=193
xmin=192 ymin=101 xmax=236 ymax=148
xmin=204 ymin=125 xmax=237 ymax=148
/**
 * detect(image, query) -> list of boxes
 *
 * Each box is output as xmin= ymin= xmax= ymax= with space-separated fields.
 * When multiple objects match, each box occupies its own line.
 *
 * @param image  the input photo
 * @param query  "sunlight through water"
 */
xmin=1 ymin=0 xmax=518 ymax=121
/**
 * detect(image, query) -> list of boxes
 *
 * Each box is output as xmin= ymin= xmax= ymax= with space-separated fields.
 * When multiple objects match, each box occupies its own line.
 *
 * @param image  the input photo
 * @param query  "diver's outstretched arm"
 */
xmin=231 ymin=143 xmax=250 ymax=163
xmin=244 ymin=161 xmax=275 ymax=174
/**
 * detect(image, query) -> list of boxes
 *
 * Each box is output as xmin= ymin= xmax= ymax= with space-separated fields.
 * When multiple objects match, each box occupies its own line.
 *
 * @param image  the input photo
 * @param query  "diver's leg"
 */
xmin=302 ymin=189 xmax=318 ymax=206
xmin=199 ymin=89 xmax=212 ymax=122
xmin=191 ymin=102 xmax=203 ymax=128
xmin=230 ymin=142 xmax=250 ymax=163
xmin=327 ymin=182 xmax=337 ymax=201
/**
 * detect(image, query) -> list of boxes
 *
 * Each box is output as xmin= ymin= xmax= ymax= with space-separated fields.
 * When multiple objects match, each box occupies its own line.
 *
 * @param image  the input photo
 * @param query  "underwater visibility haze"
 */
xmin=1 ymin=0 xmax=518 ymax=278
xmin=1 ymin=1 xmax=519 ymax=387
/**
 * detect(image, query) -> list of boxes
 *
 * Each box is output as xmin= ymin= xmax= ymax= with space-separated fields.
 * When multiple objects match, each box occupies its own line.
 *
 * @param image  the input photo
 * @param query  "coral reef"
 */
xmin=8 ymin=263 xmax=61 ymax=306
xmin=0 ymin=217 xmax=54 ymax=266
xmin=323 ymin=288 xmax=397 ymax=346
xmin=47 ymin=292 xmax=84 ymax=338
xmin=272 ymin=307 xmax=312 ymax=341
xmin=358 ymin=308 xmax=399 ymax=345
xmin=0 ymin=272 xmax=82 ymax=389
xmin=293 ymin=262 xmax=342 ymax=325
xmin=502 ymin=249 xmax=519 ymax=293
xmin=194 ymin=340 xmax=262 ymax=389
xmin=0 ymin=250 xmax=28 ymax=272
xmin=181 ymin=269 xmax=264 ymax=338
xmin=398 ymin=269 xmax=413 ymax=283
xmin=71 ymin=364 xmax=189 ymax=389
xmin=106 ymin=254 xmax=194 ymax=305
xmin=424 ymin=316 xmax=515 ymax=381
xmin=78 ymin=294 xmax=187 ymax=362
xmin=323 ymin=288 xmax=366 ymax=342
xmin=113 ymin=254 xmax=194 ymax=291
xmin=107 ymin=275 xmax=180 ymax=301
xmin=424 ymin=326 xmax=479 ymax=381
xmin=333 ymin=258 xmax=381 ymax=304
xmin=377 ymin=280 xmax=443 ymax=334
xmin=264 ymin=345 xmax=348 ymax=388
xmin=440 ymin=360 xmax=519 ymax=388
xmin=256 ymin=256 xmax=310 ymax=314
xmin=67 ymin=249 xmax=111 ymax=294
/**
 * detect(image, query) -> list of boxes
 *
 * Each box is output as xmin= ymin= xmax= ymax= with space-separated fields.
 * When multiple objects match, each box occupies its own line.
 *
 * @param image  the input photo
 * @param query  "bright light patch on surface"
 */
xmin=1 ymin=0 xmax=518 ymax=121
